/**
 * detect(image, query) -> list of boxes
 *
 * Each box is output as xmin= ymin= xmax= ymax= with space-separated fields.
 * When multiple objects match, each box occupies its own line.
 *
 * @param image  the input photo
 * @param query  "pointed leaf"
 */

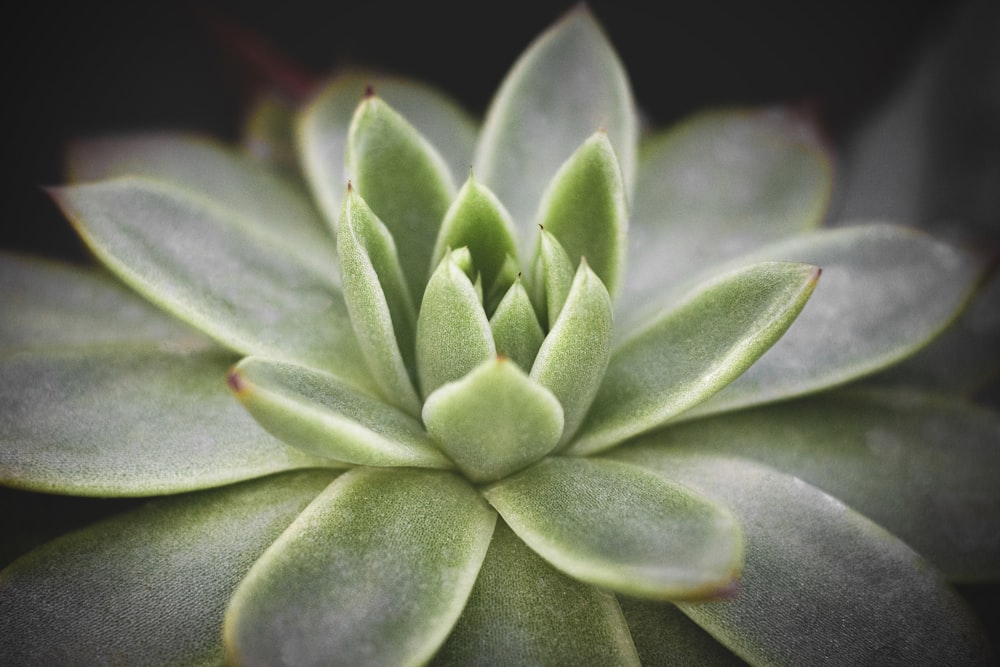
xmin=686 ymin=225 xmax=984 ymax=418
xmin=536 ymin=132 xmax=628 ymax=297
xmin=416 ymin=248 xmax=495 ymax=396
xmin=571 ymin=262 xmax=819 ymax=456
xmin=531 ymin=261 xmax=613 ymax=446
xmin=532 ymin=228 xmax=576 ymax=328
xmin=489 ymin=278 xmax=545 ymax=370
xmin=433 ymin=521 xmax=640 ymax=666
xmin=0 ymin=349 xmax=336 ymax=496
xmin=50 ymin=178 xmax=371 ymax=387
xmin=423 ymin=357 xmax=564 ymax=483
xmin=229 ymin=357 xmax=451 ymax=470
xmin=0 ymin=471 xmax=336 ymax=666
xmin=347 ymin=94 xmax=456 ymax=293
xmin=483 ymin=457 xmax=743 ymax=599
xmin=224 ymin=468 xmax=496 ymax=667
xmin=474 ymin=6 xmax=638 ymax=236
xmin=618 ymin=597 xmax=748 ymax=667
xmin=338 ymin=187 xmax=421 ymax=413
xmin=610 ymin=454 xmax=995 ymax=666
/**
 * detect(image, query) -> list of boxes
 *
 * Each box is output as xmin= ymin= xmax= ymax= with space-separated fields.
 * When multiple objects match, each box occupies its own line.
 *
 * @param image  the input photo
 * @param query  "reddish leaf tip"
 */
xmin=226 ymin=369 xmax=246 ymax=393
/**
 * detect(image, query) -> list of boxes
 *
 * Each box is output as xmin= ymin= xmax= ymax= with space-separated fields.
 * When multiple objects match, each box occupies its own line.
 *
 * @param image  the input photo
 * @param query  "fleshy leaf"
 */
xmin=224 ymin=468 xmax=496 ymax=667
xmin=570 ymin=261 xmax=819 ymax=456
xmin=626 ymin=388 xmax=1000 ymax=581
xmin=432 ymin=521 xmax=641 ymax=666
xmin=617 ymin=597 xmax=748 ymax=666
xmin=0 ymin=470 xmax=337 ymax=666
xmin=422 ymin=357 xmax=564 ymax=483
xmin=610 ymin=453 xmax=995 ymax=665
xmin=338 ymin=186 xmax=421 ymax=414
xmin=535 ymin=132 xmax=628 ymax=298
xmin=620 ymin=109 xmax=830 ymax=313
xmin=489 ymin=278 xmax=545 ymax=370
xmin=229 ymin=357 xmax=452 ymax=470
xmin=532 ymin=228 xmax=576 ymax=328
xmin=0 ymin=349 xmax=337 ymax=496
xmin=686 ymin=225 xmax=985 ymax=418
xmin=346 ymin=93 xmax=456 ymax=294
xmin=298 ymin=73 xmax=477 ymax=226
xmin=416 ymin=248 xmax=495 ymax=397
xmin=474 ymin=6 xmax=638 ymax=237
xmin=482 ymin=457 xmax=743 ymax=599
xmin=531 ymin=260 xmax=613 ymax=446
xmin=50 ymin=177 xmax=372 ymax=388
xmin=242 ymin=93 xmax=299 ymax=169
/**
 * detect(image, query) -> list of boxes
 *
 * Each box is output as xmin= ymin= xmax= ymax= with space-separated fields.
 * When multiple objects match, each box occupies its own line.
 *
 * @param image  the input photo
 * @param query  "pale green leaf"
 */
xmin=0 ymin=470 xmax=336 ymax=666
xmin=50 ymin=177 xmax=372 ymax=387
xmin=610 ymin=453 xmax=995 ymax=666
xmin=346 ymin=94 xmax=456 ymax=294
xmin=570 ymin=262 xmax=819 ymax=456
xmin=432 ymin=521 xmax=640 ymax=666
xmin=536 ymin=132 xmax=628 ymax=298
xmin=483 ymin=457 xmax=743 ymax=599
xmin=423 ymin=357 xmax=564 ymax=483
xmin=229 ymin=357 xmax=452 ymax=470
xmin=224 ymin=468 xmax=496 ymax=667
xmin=416 ymin=248 xmax=495 ymax=397
xmin=338 ymin=187 xmax=421 ymax=414
xmin=532 ymin=228 xmax=576 ymax=328
xmin=686 ymin=225 xmax=984 ymax=418
xmin=489 ymin=278 xmax=545 ymax=370
xmin=627 ymin=388 xmax=1000 ymax=581
xmin=0 ymin=349 xmax=336 ymax=496
xmin=531 ymin=261 xmax=612 ymax=446
xmin=620 ymin=109 xmax=830 ymax=313
xmin=242 ymin=93 xmax=299 ymax=169
xmin=617 ymin=597 xmax=747 ymax=666
xmin=474 ymin=6 xmax=638 ymax=236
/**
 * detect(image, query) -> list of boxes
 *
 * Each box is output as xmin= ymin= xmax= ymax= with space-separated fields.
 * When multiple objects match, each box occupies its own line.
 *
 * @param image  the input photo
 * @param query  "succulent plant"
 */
xmin=2 ymin=6 xmax=998 ymax=665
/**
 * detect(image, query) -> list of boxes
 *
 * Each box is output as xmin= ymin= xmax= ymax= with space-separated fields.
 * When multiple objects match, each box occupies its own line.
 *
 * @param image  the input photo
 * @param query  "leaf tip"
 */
xmin=363 ymin=83 xmax=376 ymax=99
xmin=226 ymin=368 xmax=247 ymax=394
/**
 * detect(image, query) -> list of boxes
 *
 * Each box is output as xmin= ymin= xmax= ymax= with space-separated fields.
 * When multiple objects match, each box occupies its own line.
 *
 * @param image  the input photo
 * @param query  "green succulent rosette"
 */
xmin=2 ymin=7 xmax=998 ymax=666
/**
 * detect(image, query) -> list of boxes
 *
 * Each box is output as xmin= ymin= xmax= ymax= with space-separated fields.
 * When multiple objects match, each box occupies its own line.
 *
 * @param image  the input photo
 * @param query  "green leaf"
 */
xmin=432 ymin=521 xmax=641 ymax=666
xmin=474 ymin=6 xmax=638 ymax=236
xmin=531 ymin=261 xmax=613 ymax=446
xmin=482 ymin=457 xmax=743 ymax=599
xmin=489 ymin=278 xmax=545 ymax=370
xmin=50 ymin=177 xmax=372 ymax=387
xmin=617 ymin=597 xmax=748 ymax=666
xmin=0 ymin=470 xmax=336 ymax=666
xmin=338 ymin=186 xmax=421 ymax=414
xmin=620 ymin=109 xmax=830 ymax=313
xmin=242 ymin=93 xmax=299 ymax=169
xmin=224 ymin=468 xmax=496 ymax=667
xmin=536 ymin=132 xmax=628 ymax=298
xmin=298 ymin=73 xmax=477 ymax=226
xmin=416 ymin=248 xmax=495 ymax=397
xmin=570 ymin=262 xmax=819 ymax=456
xmin=610 ymin=454 xmax=995 ymax=666
xmin=532 ymin=228 xmax=576 ymax=328
xmin=625 ymin=388 xmax=1000 ymax=581
xmin=423 ymin=357 xmax=564 ymax=483
xmin=347 ymin=93 xmax=456 ymax=294
xmin=686 ymin=225 xmax=985 ymax=418
xmin=0 ymin=252 xmax=210 ymax=352
xmin=229 ymin=357 xmax=452 ymax=470
xmin=0 ymin=349 xmax=336 ymax=496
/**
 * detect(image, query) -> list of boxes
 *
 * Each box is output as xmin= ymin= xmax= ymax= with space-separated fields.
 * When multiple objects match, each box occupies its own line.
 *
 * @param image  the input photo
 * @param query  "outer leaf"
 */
xmin=0 ymin=252 xmax=210 ymax=352
xmin=570 ymin=262 xmax=819 ymax=456
xmin=224 ymin=468 xmax=496 ymax=667
xmin=346 ymin=94 xmax=456 ymax=294
xmin=610 ymin=453 xmax=995 ymax=666
xmin=686 ymin=225 xmax=985 ymax=418
xmin=474 ymin=6 xmax=638 ymax=235
xmin=620 ymin=109 xmax=830 ymax=313
xmin=617 ymin=597 xmax=747 ymax=666
xmin=423 ymin=357 xmax=564 ymax=483
xmin=531 ymin=261 xmax=613 ymax=446
xmin=0 ymin=470 xmax=337 ymax=666
xmin=338 ymin=187 xmax=421 ymax=414
xmin=229 ymin=357 xmax=452 ymax=470
xmin=0 ymin=349 xmax=336 ymax=496
xmin=482 ymin=457 xmax=743 ymax=599
xmin=432 ymin=521 xmax=641 ymax=666
xmin=50 ymin=177 xmax=372 ymax=387
xmin=298 ymin=73 xmax=477 ymax=225
xmin=489 ymin=278 xmax=545 ymax=370
xmin=536 ymin=132 xmax=628 ymax=298
xmin=627 ymin=388 xmax=1000 ymax=581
